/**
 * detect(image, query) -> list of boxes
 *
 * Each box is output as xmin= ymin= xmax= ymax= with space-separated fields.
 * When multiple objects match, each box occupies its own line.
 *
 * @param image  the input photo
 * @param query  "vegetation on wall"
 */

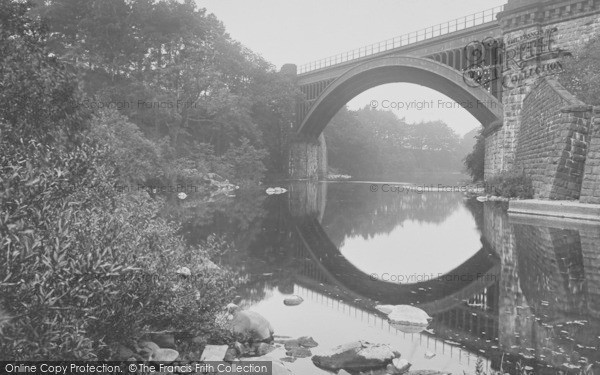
xmin=559 ymin=37 xmax=600 ymax=106
xmin=483 ymin=171 xmax=534 ymax=199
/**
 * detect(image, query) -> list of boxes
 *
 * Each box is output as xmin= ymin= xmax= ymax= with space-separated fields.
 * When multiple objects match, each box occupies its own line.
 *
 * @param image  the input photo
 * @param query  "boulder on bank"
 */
xmin=227 ymin=304 xmax=274 ymax=341
xmin=311 ymin=341 xmax=397 ymax=372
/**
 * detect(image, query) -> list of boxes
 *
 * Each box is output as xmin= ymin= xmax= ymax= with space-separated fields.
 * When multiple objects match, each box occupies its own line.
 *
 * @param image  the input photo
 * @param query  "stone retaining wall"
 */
xmin=515 ymin=77 xmax=592 ymax=199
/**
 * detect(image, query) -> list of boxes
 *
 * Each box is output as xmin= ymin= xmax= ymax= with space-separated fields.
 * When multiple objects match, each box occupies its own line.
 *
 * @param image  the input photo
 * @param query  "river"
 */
xmin=184 ymin=175 xmax=600 ymax=375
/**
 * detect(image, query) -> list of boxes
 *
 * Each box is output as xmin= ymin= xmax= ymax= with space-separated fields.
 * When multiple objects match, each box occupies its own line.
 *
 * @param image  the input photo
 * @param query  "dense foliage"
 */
xmin=0 ymin=1 xmax=239 ymax=359
xmin=559 ymin=37 xmax=600 ymax=106
xmin=325 ymin=106 xmax=476 ymax=179
xmin=464 ymin=128 xmax=486 ymax=181
xmin=29 ymin=0 xmax=299 ymax=182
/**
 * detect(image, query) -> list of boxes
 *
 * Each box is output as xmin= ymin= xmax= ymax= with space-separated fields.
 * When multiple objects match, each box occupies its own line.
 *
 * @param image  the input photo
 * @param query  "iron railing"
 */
xmin=297 ymin=5 xmax=505 ymax=74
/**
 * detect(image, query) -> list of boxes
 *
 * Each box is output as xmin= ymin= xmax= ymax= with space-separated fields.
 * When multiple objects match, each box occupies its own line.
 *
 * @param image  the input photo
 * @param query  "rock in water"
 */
xmin=200 ymin=345 xmax=229 ymax=361
xmin=388 ymin=358 xmax=411 ymax=374
xmin=375 ymin=305 xmax=431 ymax=330
xmin=311 ymin=341 xmax=396 ymax=372
xmin=286 ymin=347 xmax=312 ymax=358
xmin=266 ymin=187 xmax=288 ymax=195
xmin=228 ymin=307 xmax=274 ymax=341
xmin=296 ymin=336 xmax=318 ymax=348
xmin=283 ymin=295 xmax=304 ymax=306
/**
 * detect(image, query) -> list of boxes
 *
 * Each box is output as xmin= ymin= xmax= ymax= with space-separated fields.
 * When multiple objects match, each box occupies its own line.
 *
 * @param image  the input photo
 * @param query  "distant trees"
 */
xmin=324 ymin=107 xmax=474 ymax=178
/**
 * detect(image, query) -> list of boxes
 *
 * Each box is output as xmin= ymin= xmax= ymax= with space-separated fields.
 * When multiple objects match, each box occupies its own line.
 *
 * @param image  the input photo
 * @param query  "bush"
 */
xmin=484 ymin=170 xmax=534 ymax=199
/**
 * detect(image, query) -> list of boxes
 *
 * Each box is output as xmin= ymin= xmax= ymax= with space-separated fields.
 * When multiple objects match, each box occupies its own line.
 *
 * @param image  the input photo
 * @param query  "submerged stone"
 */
xmin=279 ymin=336 xmax=319 ymax=350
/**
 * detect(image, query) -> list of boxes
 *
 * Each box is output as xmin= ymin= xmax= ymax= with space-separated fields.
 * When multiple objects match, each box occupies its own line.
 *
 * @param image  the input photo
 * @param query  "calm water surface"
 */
xmin=187 ymin=176 xmax=600 ymax=375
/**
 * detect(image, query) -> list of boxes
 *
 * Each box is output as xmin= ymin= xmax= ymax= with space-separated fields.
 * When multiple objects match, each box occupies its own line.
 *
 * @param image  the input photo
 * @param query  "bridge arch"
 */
xmin=297 ymin=56 xmax=503 ymax=139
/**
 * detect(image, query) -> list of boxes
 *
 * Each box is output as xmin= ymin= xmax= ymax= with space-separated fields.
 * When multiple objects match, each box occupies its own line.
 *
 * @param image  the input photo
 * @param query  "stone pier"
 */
xmin=288 ymin=133 xmax=327 ymax=180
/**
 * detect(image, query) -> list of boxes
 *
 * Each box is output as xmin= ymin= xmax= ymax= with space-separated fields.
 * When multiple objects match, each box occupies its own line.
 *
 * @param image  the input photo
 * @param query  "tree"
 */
xmin=32 ymin=0 xmax=297 ymax=182
xmin=464 ymin=129 xmax=485 ymax=181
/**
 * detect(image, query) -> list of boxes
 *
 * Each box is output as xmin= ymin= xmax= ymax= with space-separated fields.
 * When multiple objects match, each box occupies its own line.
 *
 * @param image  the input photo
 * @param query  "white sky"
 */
xmin=198 ymin=0 xmax=507 ymax=136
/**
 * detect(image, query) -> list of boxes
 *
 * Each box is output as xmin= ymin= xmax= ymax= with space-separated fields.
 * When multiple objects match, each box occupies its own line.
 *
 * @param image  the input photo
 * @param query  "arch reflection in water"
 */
xmin=221 ymin=181 xmax=600 ymax=375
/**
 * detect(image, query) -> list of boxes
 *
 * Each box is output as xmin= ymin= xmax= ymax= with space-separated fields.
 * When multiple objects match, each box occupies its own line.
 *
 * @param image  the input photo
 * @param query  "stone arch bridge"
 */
xmin=285 ymin=0 xmax=600 ymax=204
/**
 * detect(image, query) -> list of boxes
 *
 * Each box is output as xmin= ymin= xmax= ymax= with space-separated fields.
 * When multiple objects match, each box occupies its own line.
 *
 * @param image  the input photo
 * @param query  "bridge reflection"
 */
xmin=281 ymin=182 xmax=600 ymax=373
xmin=293 ymin=214 xmax=500 ymax=314
xmin=224 ymin=182 xmax=600 ymax=374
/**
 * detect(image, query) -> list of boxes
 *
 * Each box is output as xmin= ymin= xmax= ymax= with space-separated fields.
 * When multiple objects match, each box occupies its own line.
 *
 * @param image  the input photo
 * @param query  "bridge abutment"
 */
xmin=288 ymin=134 xmax=327 ymax=180
xmin=483 ymin=0 xmax=600 ymax=180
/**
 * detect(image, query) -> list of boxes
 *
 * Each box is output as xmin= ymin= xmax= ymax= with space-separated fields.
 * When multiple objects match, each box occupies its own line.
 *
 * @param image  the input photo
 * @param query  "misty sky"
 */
xmin=198 ymin=0 xmax=507 ymax=136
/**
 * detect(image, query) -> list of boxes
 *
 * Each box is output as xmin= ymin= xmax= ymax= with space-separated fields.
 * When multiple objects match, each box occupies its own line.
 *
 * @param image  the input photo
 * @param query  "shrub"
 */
xmin=484 ymin=170 xmax=534 ymax=199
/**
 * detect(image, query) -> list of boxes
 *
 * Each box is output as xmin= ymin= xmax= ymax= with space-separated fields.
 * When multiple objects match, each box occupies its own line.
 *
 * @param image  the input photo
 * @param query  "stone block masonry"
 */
xmin=515 ymin=77 xmax=592 ymax=199
xmin=580 ymin=108 xmax=600 ymax=204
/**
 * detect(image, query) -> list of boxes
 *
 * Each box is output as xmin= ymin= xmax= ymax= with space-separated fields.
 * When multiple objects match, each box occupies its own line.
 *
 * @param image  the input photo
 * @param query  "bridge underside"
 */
xmin=297 ymin=57 xmax=503 ymax=139
xmin=288 ymin=56 xmax=503 ymax=179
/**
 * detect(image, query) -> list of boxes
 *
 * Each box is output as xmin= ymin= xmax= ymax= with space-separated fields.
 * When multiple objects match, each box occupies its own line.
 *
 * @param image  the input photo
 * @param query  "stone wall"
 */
xmin=515 ymin=77 xmax=592 ymax=199
xmin=484 ymin=2 xmax=600 ymax=177
xmin=580 ymin=108 xmax=600 ymax=204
